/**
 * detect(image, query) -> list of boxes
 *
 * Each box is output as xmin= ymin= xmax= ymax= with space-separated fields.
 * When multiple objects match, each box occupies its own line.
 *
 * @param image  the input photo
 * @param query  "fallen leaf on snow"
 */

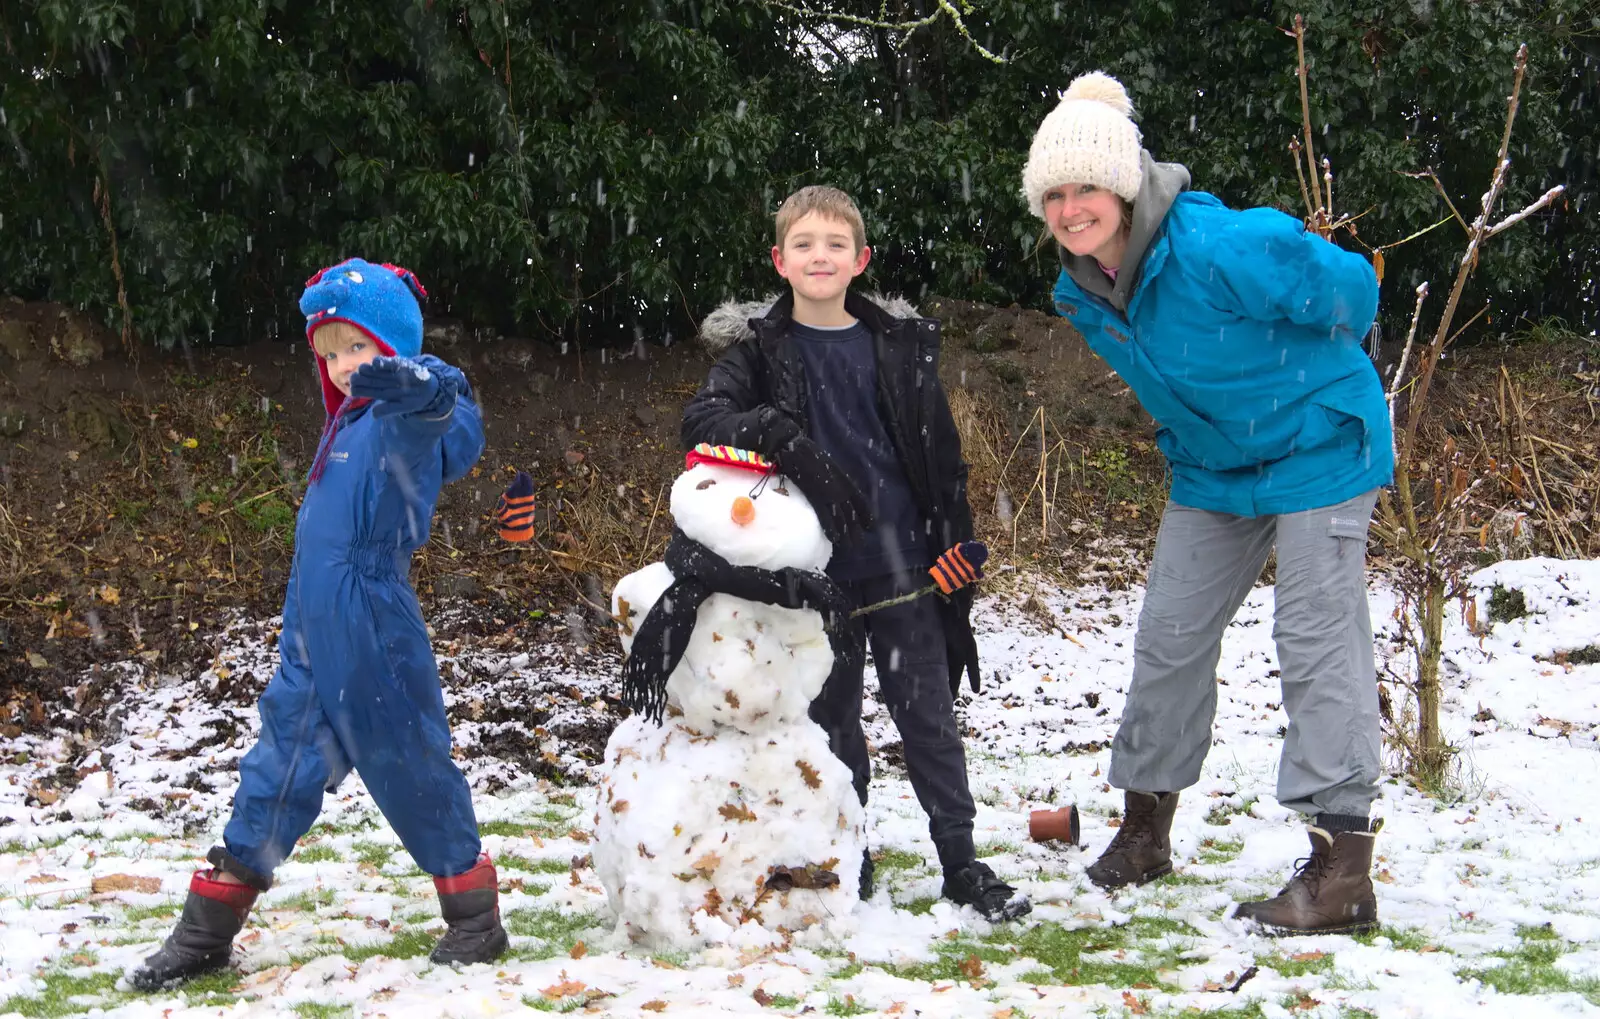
xmin=540 ymin=972 xmax=587 ymax=999
xmin=569 ymin=940 xmax=587 ymax=959
xmin=91 ymin=874 xmax=161 ymax=894
xmin=1122 ymin=990 xmax=1148 ymax=1014
xmin=641 ymin=1002 xmax=667 ymax=1012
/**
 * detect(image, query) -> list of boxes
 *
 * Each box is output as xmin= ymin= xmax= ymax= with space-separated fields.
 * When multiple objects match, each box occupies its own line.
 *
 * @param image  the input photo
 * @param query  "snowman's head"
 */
xmin=671 ymin=447 xmax=831 ymax=571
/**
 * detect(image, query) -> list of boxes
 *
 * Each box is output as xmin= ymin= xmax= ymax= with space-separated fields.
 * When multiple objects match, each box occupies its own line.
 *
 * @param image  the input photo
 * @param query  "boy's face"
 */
xmin=314 ymin=326 xmax=382 ymax=397
xmin=771 ymin=212 xmax=871 ymax=305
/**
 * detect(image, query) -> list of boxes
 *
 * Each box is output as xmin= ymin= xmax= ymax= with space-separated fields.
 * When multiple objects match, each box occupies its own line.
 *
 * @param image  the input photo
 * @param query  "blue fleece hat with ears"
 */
xmin=300 ymin=258 xmax=428 ymax=413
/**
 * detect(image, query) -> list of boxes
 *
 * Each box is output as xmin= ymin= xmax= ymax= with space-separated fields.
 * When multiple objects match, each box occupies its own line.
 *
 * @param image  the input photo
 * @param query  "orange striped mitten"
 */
xmin=929 ymin=541 xmax=988 ymax=594
xmin=495 ymin=470 xmax=536 ymax=542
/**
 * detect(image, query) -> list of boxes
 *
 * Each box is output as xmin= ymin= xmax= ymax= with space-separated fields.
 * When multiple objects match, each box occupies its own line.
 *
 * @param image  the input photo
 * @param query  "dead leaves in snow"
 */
xmin=718 ymin=801 xmax=757 ymax=822
xmin=91 ymin=874 xmax=162 ymax=894
xmin=795 ymin=760 xmax=822 ymax=789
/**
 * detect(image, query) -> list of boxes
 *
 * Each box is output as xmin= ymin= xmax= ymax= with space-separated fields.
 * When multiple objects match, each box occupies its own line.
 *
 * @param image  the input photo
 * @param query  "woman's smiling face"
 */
xmin=1043 ymin=182 xmax=1129 ymax=268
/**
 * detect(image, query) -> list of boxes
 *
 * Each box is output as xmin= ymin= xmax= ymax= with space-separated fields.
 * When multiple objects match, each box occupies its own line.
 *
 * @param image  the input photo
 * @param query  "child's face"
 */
xmin=771 ymin=212 xmax=871 ymax=305
xmin=1043 ymin=182 xmax=1128 ymax=267
xmin=314 ymin=326 xmax=381 ymax=397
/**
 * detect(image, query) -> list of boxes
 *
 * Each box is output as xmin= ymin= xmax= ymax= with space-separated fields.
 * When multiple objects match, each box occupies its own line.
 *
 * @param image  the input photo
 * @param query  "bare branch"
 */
xmin=760 ymin=0 xmax=1007 ymax=63
xmin=1293 ymin=15 xmax=1325 ymax=217
xmin=1323 ymin=156 xmax=1334 ymax=224
xmin=1486 ymin=185 xmax=1566 ymax=238
xmin=1402 ymin=169 xmax=1470 ymax=234
xmin=1388 ymin=283 xmax=1431 ymax=402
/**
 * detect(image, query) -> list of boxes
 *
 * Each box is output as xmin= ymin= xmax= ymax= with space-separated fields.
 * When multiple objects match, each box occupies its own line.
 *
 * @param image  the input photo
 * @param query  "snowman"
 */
xmin=593 ymin=444 xmax=867 ymax=949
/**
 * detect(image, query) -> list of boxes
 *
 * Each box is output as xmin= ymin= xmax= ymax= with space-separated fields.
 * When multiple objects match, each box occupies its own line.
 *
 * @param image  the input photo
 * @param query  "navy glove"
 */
xmin=349 ymin=356 xmax=443 ymax=417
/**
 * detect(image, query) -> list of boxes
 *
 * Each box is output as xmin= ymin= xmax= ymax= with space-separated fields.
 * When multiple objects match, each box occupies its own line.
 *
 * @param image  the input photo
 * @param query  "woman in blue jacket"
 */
xmin=1022 ymin=72 xmax=1392 ymax=935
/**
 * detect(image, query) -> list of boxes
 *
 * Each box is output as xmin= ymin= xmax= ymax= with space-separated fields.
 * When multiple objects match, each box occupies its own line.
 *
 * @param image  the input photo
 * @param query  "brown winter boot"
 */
xmin=1085 ymin=791 xmax=1178 ymax=889
xmin=430 ymin=853 xmax=509 ymax=965
xmin=1233 ymin=820 xmax=1382 ymax=935
xmin=127 ymin=849 xmax=264 ymax=990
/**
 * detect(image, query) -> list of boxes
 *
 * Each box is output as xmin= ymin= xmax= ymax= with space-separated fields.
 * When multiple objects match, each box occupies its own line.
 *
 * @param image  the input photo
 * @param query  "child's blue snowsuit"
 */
xmin=221 ymin=356 xmax=486 ymax=881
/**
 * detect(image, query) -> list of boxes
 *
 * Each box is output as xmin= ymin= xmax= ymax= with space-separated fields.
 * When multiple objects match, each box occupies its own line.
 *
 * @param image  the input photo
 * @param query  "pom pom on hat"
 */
xmin=1062 ymin=71 xmax=1134 ymax=117
xmin=1020 ymin=70 xmax=1144 ymax=218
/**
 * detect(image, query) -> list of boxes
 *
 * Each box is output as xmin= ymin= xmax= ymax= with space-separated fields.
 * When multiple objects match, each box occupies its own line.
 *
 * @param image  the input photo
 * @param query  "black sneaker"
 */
xmin=942 ymin=861 xmax=1032 ymax=922
xmin=859 ymin=849 xmax=876 ymax=901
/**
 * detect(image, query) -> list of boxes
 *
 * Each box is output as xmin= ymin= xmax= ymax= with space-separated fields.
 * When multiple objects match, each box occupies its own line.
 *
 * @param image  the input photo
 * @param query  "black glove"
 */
xmin=349 ymin=356 xmax=444 ymax=417
xmin=752 ymin=406 xmax=803 ymax=458
xmin=770 ymin=433 xmax=874 ymax=547
xmin=943 ymin=588 xmax=981 ymax=696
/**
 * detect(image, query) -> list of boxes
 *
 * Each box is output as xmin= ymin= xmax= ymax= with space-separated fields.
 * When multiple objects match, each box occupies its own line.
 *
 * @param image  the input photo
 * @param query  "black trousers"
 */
xmin=809 ymin=573 xmax=977 ymax=869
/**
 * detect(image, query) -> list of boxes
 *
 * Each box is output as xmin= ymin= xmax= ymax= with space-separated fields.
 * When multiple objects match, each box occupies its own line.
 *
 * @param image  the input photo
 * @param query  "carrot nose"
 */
xmin=730 ymin=495 xmax=756 ymax=527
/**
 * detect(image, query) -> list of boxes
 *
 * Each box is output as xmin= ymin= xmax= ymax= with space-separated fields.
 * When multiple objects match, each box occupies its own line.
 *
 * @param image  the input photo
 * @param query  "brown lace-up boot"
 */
xmin=1085 ymin=791 xmax=1178 ymax=889
xmin=1233 ymin=819 xmax=1382 ymax=935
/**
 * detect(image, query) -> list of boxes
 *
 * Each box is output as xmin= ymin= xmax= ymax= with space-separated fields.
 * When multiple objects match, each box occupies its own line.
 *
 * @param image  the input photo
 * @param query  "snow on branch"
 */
xmin=1486 ymin=186 xmax=1566 ymax=238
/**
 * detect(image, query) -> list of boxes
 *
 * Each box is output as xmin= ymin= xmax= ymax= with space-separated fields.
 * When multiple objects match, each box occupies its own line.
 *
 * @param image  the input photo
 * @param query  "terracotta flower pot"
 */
xmin=1029 ymin=805 xmax=1081 ymax=845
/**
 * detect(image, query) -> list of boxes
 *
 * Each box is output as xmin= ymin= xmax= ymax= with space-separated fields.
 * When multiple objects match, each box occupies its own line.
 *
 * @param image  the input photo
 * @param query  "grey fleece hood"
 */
xmin=1058 ymin=151 xmax=1191 ymax=312
xmin=695 ymin=293 xmax=923 ymax=354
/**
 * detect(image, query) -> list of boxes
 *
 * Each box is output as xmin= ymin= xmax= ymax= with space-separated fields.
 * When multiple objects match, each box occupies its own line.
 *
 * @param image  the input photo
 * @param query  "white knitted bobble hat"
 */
xmin=1020 ymin=71 xmax=1143 ymax=218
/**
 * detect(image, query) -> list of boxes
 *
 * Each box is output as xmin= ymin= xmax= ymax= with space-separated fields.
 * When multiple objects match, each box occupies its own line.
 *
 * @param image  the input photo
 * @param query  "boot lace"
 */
xmin=1287 ymin=851 xmax=1331 ymax=898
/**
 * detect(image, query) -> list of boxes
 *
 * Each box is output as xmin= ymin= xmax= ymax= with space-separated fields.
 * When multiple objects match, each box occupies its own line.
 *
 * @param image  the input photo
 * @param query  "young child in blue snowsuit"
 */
xmin=129 ymin=259 xmax=507 ymax=990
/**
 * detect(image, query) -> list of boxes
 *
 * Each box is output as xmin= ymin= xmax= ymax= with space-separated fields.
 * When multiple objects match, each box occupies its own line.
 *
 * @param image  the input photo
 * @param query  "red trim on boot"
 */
xmin=190 ymin=870 xmax=259 ymax=923
xmin=433 ymin=853 xmax=497 ymax=895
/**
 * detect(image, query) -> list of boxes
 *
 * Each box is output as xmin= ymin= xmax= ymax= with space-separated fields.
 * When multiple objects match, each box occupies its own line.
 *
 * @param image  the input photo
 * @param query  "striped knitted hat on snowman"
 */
xmin=1020 ymin=71 xmax=1143 ymax=218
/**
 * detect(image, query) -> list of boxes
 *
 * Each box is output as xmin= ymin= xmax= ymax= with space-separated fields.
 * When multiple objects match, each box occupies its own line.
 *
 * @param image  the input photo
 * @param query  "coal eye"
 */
xmin=695 ymin=479 xmax=716 ymax=490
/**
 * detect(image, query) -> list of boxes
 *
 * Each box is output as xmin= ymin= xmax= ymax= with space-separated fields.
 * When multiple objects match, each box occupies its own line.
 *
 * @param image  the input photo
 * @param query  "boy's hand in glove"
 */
xmin=495 ymin=471 xmax=537 ymax=542
xmin=350 ymin=356 xmax=443 ymax=417
xmin=770 ymin=433 xmax=874 ymax=547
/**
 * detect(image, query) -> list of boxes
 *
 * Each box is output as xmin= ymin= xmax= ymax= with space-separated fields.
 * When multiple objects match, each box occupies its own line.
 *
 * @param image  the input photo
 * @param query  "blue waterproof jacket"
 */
xmin=222 ymin=355 xmax=486 ymax=880
xmin=1053 ymin=179 xmax=1393 ymax=517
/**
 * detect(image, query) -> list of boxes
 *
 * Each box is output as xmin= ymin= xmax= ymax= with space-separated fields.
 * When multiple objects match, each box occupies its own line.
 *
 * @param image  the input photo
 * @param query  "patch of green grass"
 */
xmin=1352 ymin=925 xmax=1442 ymax=953
xmin=1488 ymin=585 xmax=1529 ymax=623
xmin=652 ymin=950 xmax=691 ymax=969
xmin=763 ymin=994 xmax=802 ymax=1009
xmin=1258 ymin=949 xmax=1336 ymax=977
xmin=873 ymin=848 xmax=925 ymax=873
xmin=521 ymin=996 xmax=587 ymax=1013
xmin=292 ymin=1005 xmax=353 ymax=1019
xmin=497 ymin=853 xmax=572 ymax=875
xmin=503 ymin=908 xmax=603 ymax=960
xmin=831 ymin=961 xmax=864 ymax=980
xmin=295 ymin=844 xmax=341 ymax=864
xmin=1197 ymin=837 xmax=1244 ymax=864
xmin=122 ymin=901 xmax=181 ymax=923
xmin=1125 ymin=916 xmax=1202 ymax=939
xmin=1456 ymin=926 xmax=1600 ymax=1005
xmin=984 ymin=919 xmax=1181 ymax=992
xmin=881 ymin=941 xmax=1016 ymax=984
xmin=479 ymin=820 xmax=538 ymax=838
xmin=975 ymin=841 xmax=1020 ymax=858
xmin=1203 ymin=798 xmax=1257 ymax=827
xmin=267 ymin=886 xmax=338 ymax=913
xmin=902 ymin=896 xmax=938 ymax=916
xmin=351 ymin=840 xmax=395 ymax=868
xmin=825 ymin=995 xmax=872 ymax=1016
xmin=343 ymin=928 xmax=439 ymax=963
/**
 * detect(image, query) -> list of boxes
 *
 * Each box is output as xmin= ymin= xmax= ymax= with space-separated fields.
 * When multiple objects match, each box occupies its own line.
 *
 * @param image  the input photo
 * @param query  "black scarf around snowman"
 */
xmin=619 ymin=448 xmax=864 ymax=725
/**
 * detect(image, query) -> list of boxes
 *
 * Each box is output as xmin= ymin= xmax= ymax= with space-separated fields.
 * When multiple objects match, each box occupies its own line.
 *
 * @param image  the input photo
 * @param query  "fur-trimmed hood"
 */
xmin=696 ymin=293 xmax=923 ymax=354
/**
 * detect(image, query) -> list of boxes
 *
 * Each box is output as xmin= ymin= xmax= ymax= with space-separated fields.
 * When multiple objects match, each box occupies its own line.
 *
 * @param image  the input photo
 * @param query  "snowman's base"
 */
xmin=594 ymin=715 xmax=866 ymax=950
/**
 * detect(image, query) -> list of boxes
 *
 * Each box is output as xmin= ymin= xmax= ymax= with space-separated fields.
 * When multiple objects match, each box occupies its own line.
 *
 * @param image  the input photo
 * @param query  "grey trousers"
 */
xmin=1107 ymin=489 xmax=1382 ymax=817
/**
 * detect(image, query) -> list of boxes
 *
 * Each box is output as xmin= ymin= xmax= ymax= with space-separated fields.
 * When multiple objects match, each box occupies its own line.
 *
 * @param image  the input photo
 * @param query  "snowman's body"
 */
xmin=595 ymin=453 xmax=865 ymax=948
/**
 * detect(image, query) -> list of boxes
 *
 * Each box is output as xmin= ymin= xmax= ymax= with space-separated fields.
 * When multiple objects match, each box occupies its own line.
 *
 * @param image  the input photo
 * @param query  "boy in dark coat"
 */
xmin=129 ymin=259 xmax=507 ymax=989
xmin=682 ymin=186 xmax=1030 ymax=922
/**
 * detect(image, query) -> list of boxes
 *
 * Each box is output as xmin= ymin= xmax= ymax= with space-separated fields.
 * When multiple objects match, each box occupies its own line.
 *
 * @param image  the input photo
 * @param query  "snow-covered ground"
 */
xmin=3 ymin=558 xmax=1600 ymax=1018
